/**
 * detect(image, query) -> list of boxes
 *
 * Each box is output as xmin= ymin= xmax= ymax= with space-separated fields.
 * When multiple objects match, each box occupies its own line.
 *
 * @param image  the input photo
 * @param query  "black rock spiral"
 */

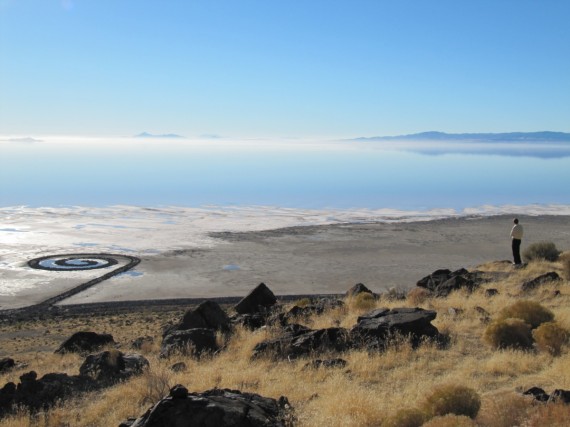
xmin=27 ymin=253 xmax=140 ymax=307
xmin=28 ymin=254 xmax=119 ymax=271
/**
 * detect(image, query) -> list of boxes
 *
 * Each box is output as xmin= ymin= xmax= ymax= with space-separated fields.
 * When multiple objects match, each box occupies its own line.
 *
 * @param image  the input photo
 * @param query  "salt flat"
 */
xmin=1 ymin=206 xmax=570 ymax=309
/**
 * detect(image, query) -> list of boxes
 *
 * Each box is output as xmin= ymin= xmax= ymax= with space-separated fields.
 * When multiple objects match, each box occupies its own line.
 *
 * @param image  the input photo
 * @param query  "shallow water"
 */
xmin=2 ymin=137 xmax=570 ymax=209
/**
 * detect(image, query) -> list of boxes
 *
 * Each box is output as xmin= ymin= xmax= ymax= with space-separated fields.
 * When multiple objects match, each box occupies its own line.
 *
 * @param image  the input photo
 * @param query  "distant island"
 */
xmin=3 ymin=137 xmax=42 ymax=143
xmin=352 ymin=131 xmax=570 ymax=142
xmin=134 ymin=132 xmax=185 ymax=139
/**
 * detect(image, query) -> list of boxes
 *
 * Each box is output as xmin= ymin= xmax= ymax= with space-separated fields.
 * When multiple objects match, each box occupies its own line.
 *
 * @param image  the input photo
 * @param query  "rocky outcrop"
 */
xmin=0 ymin=371 xmax=97 ymax=417
xmin=160 ymin=300 xmax=232 ymax=359
xmin=79 ymin=350 xmax=149 ymax=386
xmin=345 ymin=283 xmax=373 ymax=298
xmin=253 ymin=325 xmax=351 ymax=359
xmin=351 ymin=307 xmax=444 ymax=347
xmin=521 ymin=272 xmax=561 ymax=292
xmin=523 ymin=386 xmax=570 ymax=403
xmin=125 ymin=385 xmax=292 ymax=427
xmin=166 ymin=301 xmax=231 ymax=335
xmin=0 ymin=358 xmax=15 ymax=373
xmin=55 ymin=331 xmax=115 ymax=354
xmin=416 ymin=268 xmax=487 ymax=297
xmin=160 ymin=328 xmax=218 ymax=358
xmin=235 ymin=283 xmax=277 ymax=314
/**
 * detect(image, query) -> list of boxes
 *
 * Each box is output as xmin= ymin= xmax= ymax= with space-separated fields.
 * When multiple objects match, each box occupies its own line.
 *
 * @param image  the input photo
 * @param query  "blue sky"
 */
xmin=1 ymin=0 xmax=569 ymax=138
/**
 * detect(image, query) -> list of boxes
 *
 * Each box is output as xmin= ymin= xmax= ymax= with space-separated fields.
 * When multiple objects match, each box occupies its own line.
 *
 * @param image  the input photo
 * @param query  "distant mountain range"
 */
xmin=353 ymin=131 xmax=570 ymax=142
xmin=134 ymin=132 xmax=184 ymax=139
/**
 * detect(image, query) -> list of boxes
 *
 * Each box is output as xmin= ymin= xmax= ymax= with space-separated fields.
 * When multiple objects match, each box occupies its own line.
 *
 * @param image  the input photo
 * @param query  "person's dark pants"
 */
xmin=512 ymin=238 xmax=522 ymax=264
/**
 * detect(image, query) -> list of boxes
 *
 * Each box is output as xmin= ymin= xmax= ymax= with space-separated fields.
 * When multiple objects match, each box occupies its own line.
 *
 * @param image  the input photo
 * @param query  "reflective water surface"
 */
xmin=2 ymin=137 xmax=570 ymax=210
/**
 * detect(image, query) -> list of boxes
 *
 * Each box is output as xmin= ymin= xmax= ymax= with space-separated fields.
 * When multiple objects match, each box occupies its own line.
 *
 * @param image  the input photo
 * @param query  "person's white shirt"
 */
xmin=511 ymin=224 xmax=523 ymax=240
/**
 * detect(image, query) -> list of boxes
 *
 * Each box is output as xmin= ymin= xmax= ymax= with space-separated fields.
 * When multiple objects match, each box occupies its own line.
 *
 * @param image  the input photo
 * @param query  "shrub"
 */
xmin=498 ymin=300 xmax=554 ymax=329
xmin=476 ymin=392 xmax=530 ymax=427
xmin=523 ymin=241 xmax=560 ymax=262
xmin=382 ymin=407 xmax=426 ymax=427
xmin=532 ymin=322 xmax=569 ymax=356
xmin=350 ymin=292 xmax=376 ymax=311
xmin=422 ymin=414 xmax=477 ymax=426
xmin=422 ymin=384 xmax=481 ymax=419
xmin=407 ymin=287 xmax=432 ymax=305
xmin=484 ymin=318 xmax=533 ymax=350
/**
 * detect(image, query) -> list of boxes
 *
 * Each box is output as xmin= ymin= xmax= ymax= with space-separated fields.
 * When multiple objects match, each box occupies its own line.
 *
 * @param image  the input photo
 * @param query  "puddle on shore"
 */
xmin=223 ymin=264 xmax=241 ymax=271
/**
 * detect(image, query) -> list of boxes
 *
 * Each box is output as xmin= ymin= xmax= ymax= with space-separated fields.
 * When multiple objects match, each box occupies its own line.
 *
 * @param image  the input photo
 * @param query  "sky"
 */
xmin=1 ymin=0 xmax=569 ymax=139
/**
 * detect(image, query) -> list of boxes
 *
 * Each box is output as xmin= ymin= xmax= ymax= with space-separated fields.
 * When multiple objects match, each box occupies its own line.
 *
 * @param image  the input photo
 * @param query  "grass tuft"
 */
xmin=532 ymin=321 xmax=569 ymax=356
xmin=497 ymin=300 xmax=554 ymax=329
xmin=422 ymin=384 xmax=481 ymax=419
xmin=484 ymin=318 xmax=533 ymax=350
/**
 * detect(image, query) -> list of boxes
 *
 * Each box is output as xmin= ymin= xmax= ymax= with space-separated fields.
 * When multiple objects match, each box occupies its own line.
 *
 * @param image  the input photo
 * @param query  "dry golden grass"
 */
xmin=1 ymin=258 xmax=570 ymax=426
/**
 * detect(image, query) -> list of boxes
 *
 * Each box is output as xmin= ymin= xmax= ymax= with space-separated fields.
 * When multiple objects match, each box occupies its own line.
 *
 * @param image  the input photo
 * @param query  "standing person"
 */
xmin=510 ymin=218 xmax=524 ymax=265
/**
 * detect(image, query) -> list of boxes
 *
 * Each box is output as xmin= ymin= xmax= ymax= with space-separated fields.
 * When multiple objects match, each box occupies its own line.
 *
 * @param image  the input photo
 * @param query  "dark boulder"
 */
xmin=160 ymin=328 xmax=218 ymax=358
xmin=230 ymin=308 xmax=288 ymax=331
xmin=253 ymin=326 xmax=351 ymax=359
xmin=523 ymin=387 xmax=570 ymax=404
xmin=416 ymin=268 xmax=487 ymax=297
xmin=79 ymin=350 xmax=149 ymax=386
xmin=351 ymin=307 xmax=442 ymax=347
xmin=485 ymin=288 xmax=499 ymax=297
xmin=521 ymin=272 xmax=561 ymax=292
xmin=55 ymin=331 xmax=115 ymax=354
xmin=416 ymin=269 xmax=452 ymax=290
xmin=357 ymin=308 xmax=390 ymax=323
xmin=0 ymin=370 xmax=97 ymax=417
xmin=170 ymin=362 xmax=187 ymax=372
xmin=127 ymin=386 xmax=292 ymax=427
xmin=550 ymin=389 xmax=570 ymax=404
xmin=181 ymin=301 xmax=231 ymax=332
xmin=0 ymin=358 xmax=15 ymax=373
xmin=523 ymin=386 xmax=550 ymax=402
xmin=345 ymin=283 xmax=373 ymax=298
xmin=235 ymin=283 xmax=277 ymax=314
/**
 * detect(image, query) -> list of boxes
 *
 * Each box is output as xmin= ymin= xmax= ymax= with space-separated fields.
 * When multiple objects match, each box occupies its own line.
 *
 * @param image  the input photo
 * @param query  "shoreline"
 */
xmin=2 ymin=213 xmax=570 ymax=313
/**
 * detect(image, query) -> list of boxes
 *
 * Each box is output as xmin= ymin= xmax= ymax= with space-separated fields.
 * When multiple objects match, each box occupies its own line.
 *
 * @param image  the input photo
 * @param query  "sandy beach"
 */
xmin=2 ymin=213 xmax=570 ymax=310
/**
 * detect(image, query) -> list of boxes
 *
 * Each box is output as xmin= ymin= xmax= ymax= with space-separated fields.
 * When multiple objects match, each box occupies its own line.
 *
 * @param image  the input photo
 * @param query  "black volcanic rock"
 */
xmin=0 ymin=358 xmax=15 ymax=373
xmin=416 ymin=268 xmax=486 ymax=297
xmin=235 ymin=283 xmax=277 ymax=314
xmin=160 ymin=329 xmax=218 ymax=358
xmin=79 ymin=350 xmax=149 ymax=386
xmin=55 ymin=331 xmax=115 ymax=354
xmin=164 ymin=301 xmax=231 ymax=337
xmin=0 ymin=371 xmax=97 ymax=417
xmin=521 ymin=272 xmax=561 ymax=292
xmin=127 ymin=386 xmax=292 ymax=427
xmin=351 ymin=307 xmax=442 ymax=347
xmin=345 ymin=283 xmax=373 ymax=298
xmin=253 ymin=326 xmax=351 ymax=359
